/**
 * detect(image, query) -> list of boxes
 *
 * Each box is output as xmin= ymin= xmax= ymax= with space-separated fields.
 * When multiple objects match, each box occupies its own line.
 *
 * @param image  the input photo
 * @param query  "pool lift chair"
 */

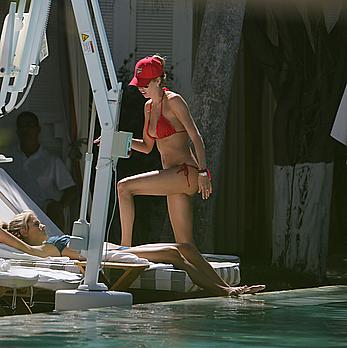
xmin=0 ymin=0 xmax=134 ymax=311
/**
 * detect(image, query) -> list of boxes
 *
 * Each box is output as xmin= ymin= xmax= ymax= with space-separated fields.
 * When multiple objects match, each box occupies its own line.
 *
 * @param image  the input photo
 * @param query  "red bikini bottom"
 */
xmin=176 ymin=163 xmax=198 ymax=188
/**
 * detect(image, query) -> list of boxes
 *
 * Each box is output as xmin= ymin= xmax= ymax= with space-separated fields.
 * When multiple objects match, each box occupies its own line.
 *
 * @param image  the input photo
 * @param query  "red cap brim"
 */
xmin=129 ymin=76 xmax=152 ymax=87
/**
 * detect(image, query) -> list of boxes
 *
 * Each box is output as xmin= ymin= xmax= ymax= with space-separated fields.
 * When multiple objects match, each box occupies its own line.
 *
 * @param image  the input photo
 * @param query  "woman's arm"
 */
xmin=170 ymin=94 xmax=212 ymax=199
xmin=131 ymin=102 xmax=155 ymax=154
xmin=61 ymin=246 xmax=84 ymax=260
xmin=170 ymin=95 xmax=207 ymax=169
xmin=0 ymin=227 xmax=49 ymax=258
xmin=0 ymin=227 xmax=83 ymax=259
xmin=94 ymin=103 xmax=155 ymax=154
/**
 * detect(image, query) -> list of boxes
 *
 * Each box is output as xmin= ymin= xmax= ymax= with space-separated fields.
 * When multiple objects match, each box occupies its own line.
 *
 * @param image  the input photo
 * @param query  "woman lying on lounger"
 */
xmin=0 ymin=210 xmax=265 ymax=297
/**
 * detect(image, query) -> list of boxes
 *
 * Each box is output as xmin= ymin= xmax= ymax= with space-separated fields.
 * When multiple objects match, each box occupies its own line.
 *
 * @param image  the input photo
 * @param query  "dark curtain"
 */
xmin=215 ymin=2 xmax=347 ymax=262
xmin=215 ymin=34 xmax=274 ymax=261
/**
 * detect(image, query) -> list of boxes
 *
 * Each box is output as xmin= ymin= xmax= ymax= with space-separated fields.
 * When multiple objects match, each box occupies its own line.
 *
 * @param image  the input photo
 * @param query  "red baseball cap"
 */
xmin=129 ymin=56 xmax=164 ymax=87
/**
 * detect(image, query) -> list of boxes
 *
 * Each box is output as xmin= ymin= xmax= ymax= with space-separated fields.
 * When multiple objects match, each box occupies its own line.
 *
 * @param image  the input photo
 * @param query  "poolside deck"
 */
xmin=1 ymin=253 xmax=346 ymax=315
xmin=238 ymin=252 xmax=347 ymax=293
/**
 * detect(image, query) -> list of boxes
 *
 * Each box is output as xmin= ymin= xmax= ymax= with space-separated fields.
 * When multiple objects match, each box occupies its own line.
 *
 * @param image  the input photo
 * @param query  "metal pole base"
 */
xmin=78 ymin=282 xmax=108 ymax=291
xmin=55 ymin=289 xmax=133 ymax=311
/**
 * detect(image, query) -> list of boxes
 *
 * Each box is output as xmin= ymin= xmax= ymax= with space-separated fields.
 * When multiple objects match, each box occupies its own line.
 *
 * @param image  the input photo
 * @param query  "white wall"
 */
xmin=112 ymin=0 xmax=193 ymax=98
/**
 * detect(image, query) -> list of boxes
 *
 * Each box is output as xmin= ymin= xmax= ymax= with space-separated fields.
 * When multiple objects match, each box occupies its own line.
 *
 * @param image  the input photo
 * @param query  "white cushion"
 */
xmin=130 ymin=261 xmax=240 ymax=292
xmin=0 ymin=267 xmax=39 ymax=289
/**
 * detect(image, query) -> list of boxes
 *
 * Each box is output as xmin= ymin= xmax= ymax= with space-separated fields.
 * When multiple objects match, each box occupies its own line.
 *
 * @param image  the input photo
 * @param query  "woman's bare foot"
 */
xmin=227 ymin=286 xmax=248 ymax=296
xmin=243 ymin=284 xmax=266 ymax=294
xmin=226 ymin=285 xmax=266 ymax=297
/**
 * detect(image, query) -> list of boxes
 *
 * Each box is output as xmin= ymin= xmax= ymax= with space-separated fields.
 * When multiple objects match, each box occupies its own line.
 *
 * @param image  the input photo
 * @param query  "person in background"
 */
xmin=0 ymin=210 xmax=266 ymax=297
xmin=3 ymin=111 xmax=76 ymax=231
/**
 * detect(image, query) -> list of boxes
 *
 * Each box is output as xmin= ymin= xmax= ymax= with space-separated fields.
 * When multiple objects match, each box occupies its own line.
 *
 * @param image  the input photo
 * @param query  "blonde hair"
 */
xmin=5 ymin=210 xmax=35 ymax=240
xmin=153 ymin=53 xmax=167 ymax=85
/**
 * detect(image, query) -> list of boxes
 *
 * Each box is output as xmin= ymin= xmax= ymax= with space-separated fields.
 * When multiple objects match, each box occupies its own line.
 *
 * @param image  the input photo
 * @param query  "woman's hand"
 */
xmin=198 ymin=175 xmax=212 ymax=200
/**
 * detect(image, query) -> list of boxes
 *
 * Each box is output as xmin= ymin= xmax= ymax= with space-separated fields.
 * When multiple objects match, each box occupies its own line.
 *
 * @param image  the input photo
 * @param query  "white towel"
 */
xmin=102 ymin=249 xmax=150 ymax=264
xmin=0 ymin=258 xmax=11 ymax=271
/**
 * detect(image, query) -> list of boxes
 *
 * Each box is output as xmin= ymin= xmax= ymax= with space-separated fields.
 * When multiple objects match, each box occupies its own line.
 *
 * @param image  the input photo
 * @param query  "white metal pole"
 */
xmin=70 ymin=0 xmax=121 ymax=290
xmin=12 ymin=0 xmax=27 ymax=59
xmin=0 ymin=2 xmax=16 ymax=113
xmin=13 ymin=0 xmax=51 ymax=92
xmin=0 ymin=2 xmax=15 ymax=75
xmin=79 ymin=100 xmax=96 ymax=221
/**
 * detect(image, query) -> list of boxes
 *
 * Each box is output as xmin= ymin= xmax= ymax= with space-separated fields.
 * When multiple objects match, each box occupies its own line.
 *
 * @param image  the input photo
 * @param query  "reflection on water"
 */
xmin=0 ymin=286 xmax=346 ymax=348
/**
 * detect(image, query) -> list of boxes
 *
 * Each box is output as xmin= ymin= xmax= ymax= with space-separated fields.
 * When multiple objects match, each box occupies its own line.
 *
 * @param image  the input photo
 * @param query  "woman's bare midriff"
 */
xmin=156 ymin=133 xmax=198 ymax=169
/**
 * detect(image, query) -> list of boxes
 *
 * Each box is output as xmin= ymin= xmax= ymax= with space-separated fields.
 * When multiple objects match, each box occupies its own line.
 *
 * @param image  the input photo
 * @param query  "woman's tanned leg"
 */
xmin=126 ymin=243 xmax=265 ymax=295
xmin=176 ymin=243 xmax=230 ymax=287
xmin=167 ymin=194 xmax=194 ymax=244
xmin=117 ymin=168 xmax=198 ymax=246
xmin=126 ymin=244 xmax=245 ymax=296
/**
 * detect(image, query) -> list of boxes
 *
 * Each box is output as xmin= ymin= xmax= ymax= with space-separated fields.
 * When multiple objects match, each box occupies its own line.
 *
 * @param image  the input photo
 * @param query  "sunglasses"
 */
xmin=140 ymin=78 xmax=158 ymax=89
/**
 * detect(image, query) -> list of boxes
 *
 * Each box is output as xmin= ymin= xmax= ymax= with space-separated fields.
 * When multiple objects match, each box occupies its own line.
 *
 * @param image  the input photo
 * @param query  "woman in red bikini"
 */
xmin=117 ymin=54 xmax=212 ymax=247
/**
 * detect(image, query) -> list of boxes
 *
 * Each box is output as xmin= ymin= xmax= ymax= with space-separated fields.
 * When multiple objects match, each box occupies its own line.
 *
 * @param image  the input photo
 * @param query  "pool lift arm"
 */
xmin=0 ymin=0 xmax=133 ymax=310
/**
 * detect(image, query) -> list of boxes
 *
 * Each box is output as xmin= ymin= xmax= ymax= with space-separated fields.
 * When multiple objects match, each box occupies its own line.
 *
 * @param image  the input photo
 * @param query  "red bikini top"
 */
xmin=146 ymin=92 xmax=186 ymax=140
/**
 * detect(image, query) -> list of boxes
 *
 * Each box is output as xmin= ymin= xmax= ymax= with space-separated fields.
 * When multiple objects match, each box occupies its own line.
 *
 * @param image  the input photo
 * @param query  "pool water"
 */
xmin=0 ymin=286 xmax=346 ymax=348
